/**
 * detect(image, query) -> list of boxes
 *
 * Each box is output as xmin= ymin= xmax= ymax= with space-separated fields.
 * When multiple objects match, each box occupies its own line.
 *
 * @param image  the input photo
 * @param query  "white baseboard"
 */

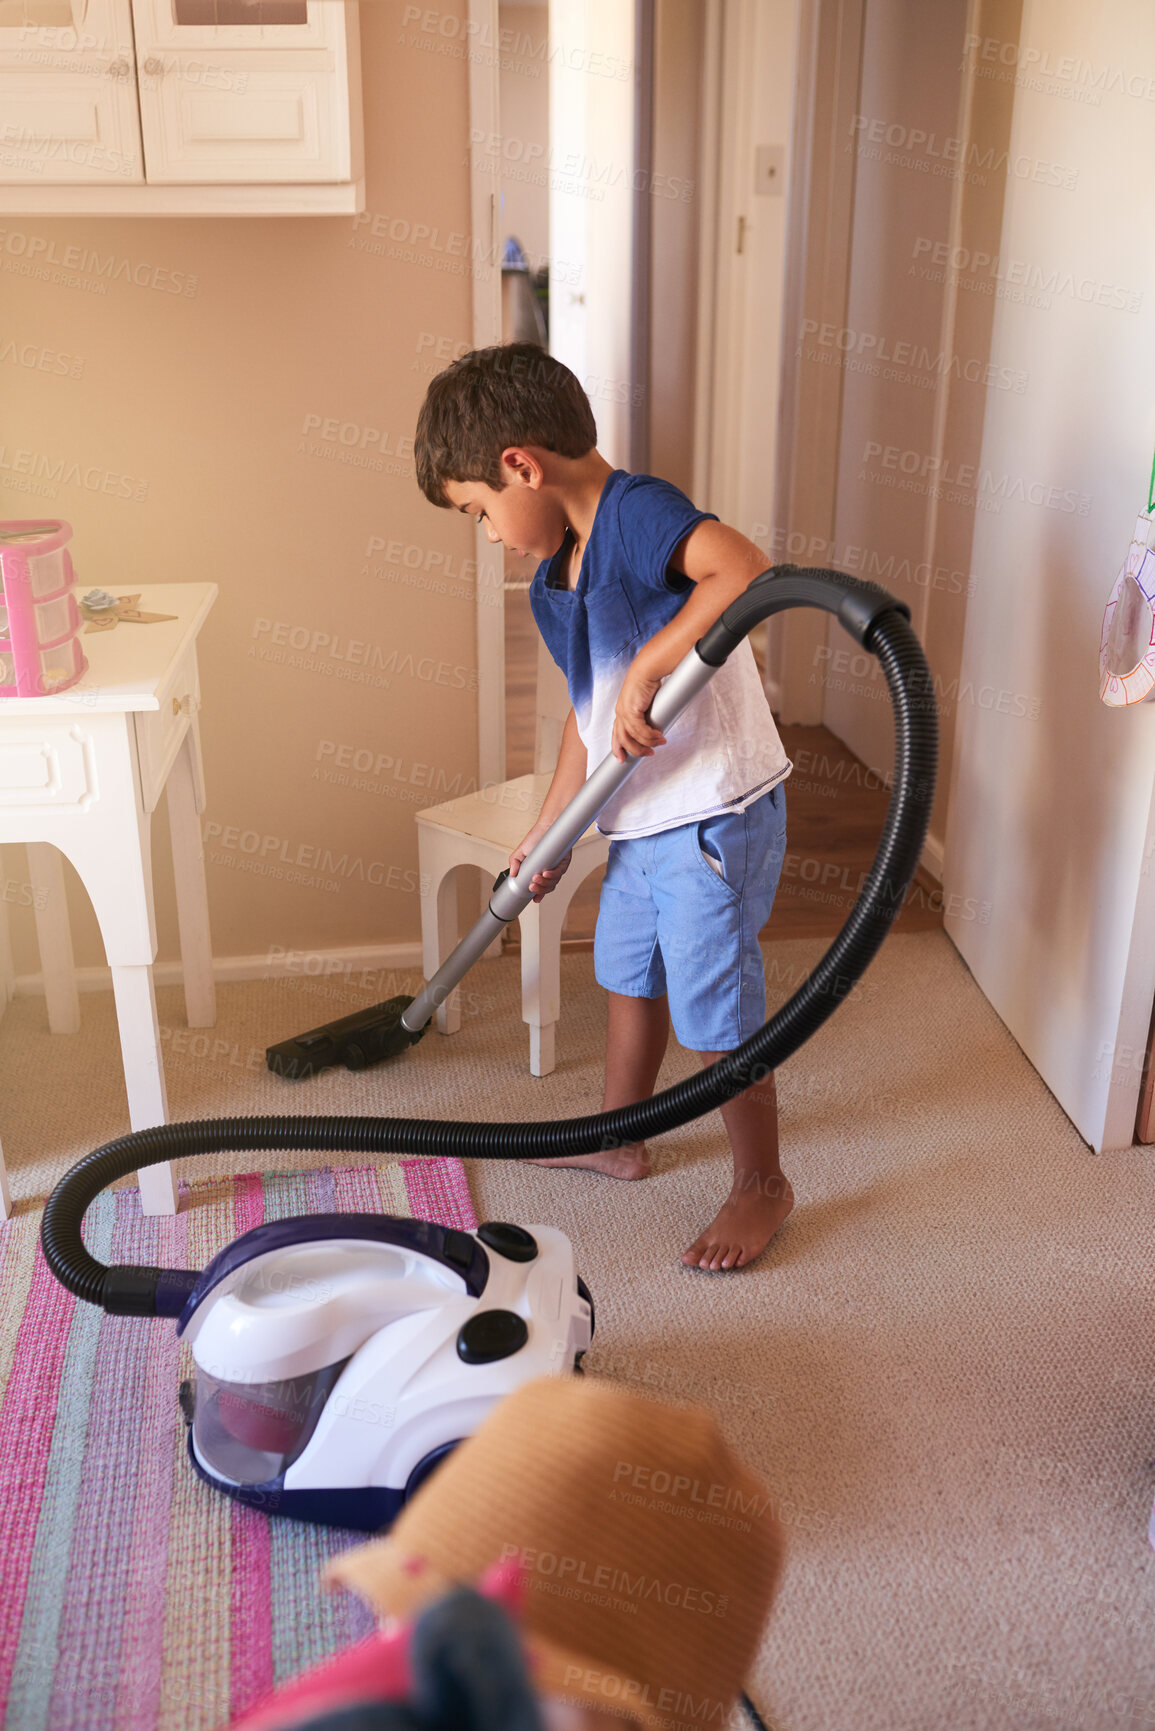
xmin=11 ymin=940 xmax=425 ymax=999
xmin=4 ymin=832 xmax=945 ymax=1003
xmin=921 ymin=829 xmax=945 ymax=884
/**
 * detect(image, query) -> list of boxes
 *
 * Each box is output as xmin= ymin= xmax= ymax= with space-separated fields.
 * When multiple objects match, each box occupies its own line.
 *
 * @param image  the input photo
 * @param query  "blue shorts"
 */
xmin=593 ymin=784 xmax=788 ymax=1052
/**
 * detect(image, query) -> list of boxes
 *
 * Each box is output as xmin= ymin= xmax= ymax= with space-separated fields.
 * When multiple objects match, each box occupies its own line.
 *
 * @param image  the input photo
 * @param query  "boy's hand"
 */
xmin=612 ymin=660 xmax=666 ymax=761
xmin=509 ymin=829 xmax=572 ymax=902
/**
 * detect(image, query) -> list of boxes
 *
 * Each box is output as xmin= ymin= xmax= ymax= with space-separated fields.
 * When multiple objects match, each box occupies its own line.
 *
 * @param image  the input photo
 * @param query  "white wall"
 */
xmin=944 ymin=0 xmax=1155 ymax=1149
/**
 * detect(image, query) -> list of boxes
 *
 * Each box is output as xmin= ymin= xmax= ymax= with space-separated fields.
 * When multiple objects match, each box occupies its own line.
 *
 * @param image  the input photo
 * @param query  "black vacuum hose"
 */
xmin=41 ymin=567 xmax=937 ymax=1315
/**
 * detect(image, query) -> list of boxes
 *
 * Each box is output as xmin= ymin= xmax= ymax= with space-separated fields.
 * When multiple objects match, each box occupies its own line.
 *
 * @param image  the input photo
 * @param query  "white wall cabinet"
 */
xmin=0 ymin=0 xmax=362 ymax=213
xmin=0 ymin=0 xmax=145 ymax=183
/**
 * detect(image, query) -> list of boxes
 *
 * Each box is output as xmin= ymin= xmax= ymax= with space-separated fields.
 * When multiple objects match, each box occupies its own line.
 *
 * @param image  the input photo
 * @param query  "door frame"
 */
xmin=631 ymin=0 xmax=656 ymax=474
xmin=469 ymin=0 xmax=505 ymax=792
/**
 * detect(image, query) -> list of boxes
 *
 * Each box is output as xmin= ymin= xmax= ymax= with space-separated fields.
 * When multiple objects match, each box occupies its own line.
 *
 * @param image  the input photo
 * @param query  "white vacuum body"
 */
xmin=177 ymin=1214 xmax=592 ymax=1530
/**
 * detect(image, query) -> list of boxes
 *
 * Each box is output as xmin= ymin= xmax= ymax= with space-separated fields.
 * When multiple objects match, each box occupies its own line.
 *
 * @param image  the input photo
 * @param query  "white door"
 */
xmin=697 ymin=0 xmax=800 ymax=534
xmin=0 ymin=0 xmax=144 ymax=183
xmin=944 ymin=0 xmax=1155 ymax=1152
xmin=547 ymin=0 xmax=636 ymax=468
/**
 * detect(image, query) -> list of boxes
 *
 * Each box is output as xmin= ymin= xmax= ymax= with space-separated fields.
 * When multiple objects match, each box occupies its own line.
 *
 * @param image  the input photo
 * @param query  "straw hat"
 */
xmin=325 ymin=1377 xmax=784 ymax=1731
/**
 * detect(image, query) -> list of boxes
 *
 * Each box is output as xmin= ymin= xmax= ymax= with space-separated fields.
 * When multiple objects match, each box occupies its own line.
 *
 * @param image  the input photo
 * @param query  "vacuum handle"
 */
xmin=397 ymin=565 xmax=910 ymax=1035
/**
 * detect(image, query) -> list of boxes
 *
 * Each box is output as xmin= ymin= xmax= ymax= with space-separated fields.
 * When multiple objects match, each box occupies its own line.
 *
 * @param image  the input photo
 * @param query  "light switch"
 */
xmin=754 ymin=144 xmax=784 ymax=196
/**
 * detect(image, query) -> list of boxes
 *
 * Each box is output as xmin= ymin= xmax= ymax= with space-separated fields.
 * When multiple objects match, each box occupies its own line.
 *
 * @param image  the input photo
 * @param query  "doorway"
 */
xmin=498 ymin=0 xmax=648 ymax=946
xmin=759 ymin=0 xmax=1005 ymax=934
xmin=491 ymin=0 xmax=952 ymax=959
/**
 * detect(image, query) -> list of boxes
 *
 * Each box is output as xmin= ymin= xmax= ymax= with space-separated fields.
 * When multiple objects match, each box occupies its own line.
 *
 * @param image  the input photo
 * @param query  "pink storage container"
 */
xmin=0 ymin=520 xmax=88 ymax=697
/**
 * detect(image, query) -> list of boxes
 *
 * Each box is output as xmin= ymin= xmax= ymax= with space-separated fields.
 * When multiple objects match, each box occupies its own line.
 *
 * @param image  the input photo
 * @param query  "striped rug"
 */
xmin=0 ymin=1158 xmax=477 ymax=1731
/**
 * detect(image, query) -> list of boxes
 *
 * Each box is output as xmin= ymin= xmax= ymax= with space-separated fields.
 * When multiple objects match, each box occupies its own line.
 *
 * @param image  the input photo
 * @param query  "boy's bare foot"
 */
xmin=681 ymin=1174 xmax=793 ymax=1271
xmin=529 ymin=1145 xmax=651 ymax=1180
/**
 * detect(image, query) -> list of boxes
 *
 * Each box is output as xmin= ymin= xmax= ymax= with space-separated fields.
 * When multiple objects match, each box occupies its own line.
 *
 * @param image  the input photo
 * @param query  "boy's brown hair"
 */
xmin=415 ymin=342 xmax=597 ymax=507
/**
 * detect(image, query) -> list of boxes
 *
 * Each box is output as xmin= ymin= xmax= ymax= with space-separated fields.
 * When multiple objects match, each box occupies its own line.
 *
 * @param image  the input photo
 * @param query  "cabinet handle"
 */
xmin=143 ymin=56 xmax=164 ymax=76
xmin=108 ymin=57 xmax=132 ymax=78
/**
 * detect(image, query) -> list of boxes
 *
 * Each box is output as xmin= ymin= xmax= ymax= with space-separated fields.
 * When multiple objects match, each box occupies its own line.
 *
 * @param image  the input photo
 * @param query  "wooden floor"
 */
xmin=502 ymin=583 xmax=942 ymax=944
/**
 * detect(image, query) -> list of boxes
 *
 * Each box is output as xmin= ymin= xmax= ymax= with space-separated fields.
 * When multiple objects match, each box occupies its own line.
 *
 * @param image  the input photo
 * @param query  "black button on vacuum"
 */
xmin=457 ymin=1309 xmax=529 ymax=1365
xmin=476 ymin=1222 xmax=539 ymax=1263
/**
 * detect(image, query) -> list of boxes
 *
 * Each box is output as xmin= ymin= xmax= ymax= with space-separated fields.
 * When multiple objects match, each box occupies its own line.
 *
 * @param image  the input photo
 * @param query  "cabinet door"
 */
xmin=0 ymin=0 xmax=144 ymax=183
xmin=131 ymin=0 xmax=354 ymax=183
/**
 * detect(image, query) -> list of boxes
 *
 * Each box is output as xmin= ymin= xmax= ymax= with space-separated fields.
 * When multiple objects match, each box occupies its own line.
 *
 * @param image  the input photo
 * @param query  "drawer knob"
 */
xmin=143 ymin=56 xmax=165 ymax=76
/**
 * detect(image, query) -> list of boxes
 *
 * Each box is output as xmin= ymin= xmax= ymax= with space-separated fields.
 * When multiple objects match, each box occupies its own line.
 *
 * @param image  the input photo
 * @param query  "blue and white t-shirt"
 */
xmin=529 ymin=470 xmax=791 ymax=839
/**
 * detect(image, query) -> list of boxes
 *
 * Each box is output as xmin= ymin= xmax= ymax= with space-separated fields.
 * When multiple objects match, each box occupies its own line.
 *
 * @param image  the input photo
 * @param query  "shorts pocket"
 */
xmin=693 ymin=812 xmax=744 ymax=900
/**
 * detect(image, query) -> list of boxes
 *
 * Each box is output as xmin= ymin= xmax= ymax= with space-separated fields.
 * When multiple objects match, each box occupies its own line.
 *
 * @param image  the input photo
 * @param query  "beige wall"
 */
xmin=918 ymin=0 xmax=1022 ymax=857
xmin=1 ymin=3 xmax=483 ymax=979
xmin=825 ymin=0 xmax=985 ymax=850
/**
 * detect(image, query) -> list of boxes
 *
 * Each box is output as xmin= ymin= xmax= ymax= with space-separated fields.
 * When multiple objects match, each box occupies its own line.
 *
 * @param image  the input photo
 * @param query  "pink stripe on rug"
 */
xmin=0 ymin=1213 xmax=16 ymax=1298
xmin=333 ymin=1166 xmax=383 ymax=1212
xmin=49 ymin=1189 xmax=161 ymax=1729
xmin=231 ymin=1173 xmax=274 ymax=1723
xmin=0 ymin=1247 xmax=77 ymax=1723
xmin=115 ymin=1198 xmax=190 ymax=1731
xmin=400 ymin=1158 xmax=478 ymax=1231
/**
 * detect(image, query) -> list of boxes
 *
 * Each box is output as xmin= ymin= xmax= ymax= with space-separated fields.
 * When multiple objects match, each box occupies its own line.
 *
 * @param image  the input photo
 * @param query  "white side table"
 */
xmin=0 ymin=583 xmax=218 ymax=1219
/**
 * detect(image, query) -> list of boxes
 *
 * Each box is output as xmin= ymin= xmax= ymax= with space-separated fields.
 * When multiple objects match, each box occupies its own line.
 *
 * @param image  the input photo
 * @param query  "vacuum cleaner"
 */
xmin=40 ymin=565 xmax=937 ymax=1535
xmin=178 ymin=1215 xmax=591 ymax=1528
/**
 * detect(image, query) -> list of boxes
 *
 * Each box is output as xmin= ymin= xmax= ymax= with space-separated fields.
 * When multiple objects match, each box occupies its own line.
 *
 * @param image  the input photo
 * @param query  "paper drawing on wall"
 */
xmin=1100 ymin=513 xmax=1155 ymax=706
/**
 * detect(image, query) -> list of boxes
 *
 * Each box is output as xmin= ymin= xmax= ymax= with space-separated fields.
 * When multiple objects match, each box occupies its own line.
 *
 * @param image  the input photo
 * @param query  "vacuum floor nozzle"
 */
xmin=266 ymin=995 xmax=427 ymax=1079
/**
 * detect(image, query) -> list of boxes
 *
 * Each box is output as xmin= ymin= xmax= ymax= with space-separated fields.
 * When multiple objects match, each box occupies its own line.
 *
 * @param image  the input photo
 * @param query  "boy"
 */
xmin=415 ymin=344 xmax=792 ymax=1271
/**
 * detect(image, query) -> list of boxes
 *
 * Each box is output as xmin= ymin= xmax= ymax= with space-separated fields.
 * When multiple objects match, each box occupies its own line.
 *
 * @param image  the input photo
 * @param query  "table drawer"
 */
xmin=0 ymin=723 xmax=97 ymax=813
xmin=134 ymin=645 xmax=200 ymax=811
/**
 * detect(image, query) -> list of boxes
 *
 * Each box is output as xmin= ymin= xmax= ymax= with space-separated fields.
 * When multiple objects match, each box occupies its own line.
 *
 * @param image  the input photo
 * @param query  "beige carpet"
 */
xmin=2 ymin=932 xmax=1154 ymax=1730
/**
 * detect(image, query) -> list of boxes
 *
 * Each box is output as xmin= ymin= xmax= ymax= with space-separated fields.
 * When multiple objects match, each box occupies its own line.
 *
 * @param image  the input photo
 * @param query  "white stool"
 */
xmin=416 ymin=772 xmax=608 ymax=1076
